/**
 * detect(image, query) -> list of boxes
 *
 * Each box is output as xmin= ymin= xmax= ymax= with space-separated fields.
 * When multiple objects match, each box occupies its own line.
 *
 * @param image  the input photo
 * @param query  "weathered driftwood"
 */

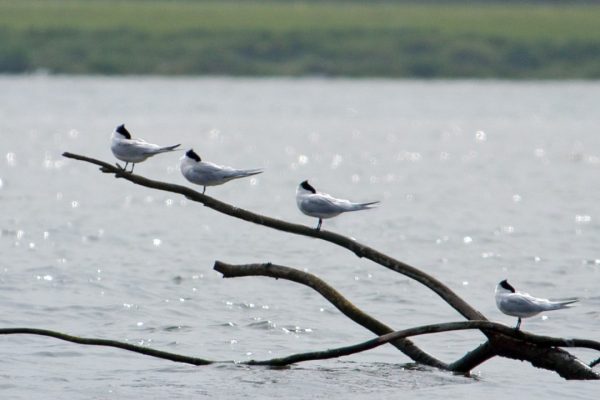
xmin=7 ymin=151 xmax=590 ymax=380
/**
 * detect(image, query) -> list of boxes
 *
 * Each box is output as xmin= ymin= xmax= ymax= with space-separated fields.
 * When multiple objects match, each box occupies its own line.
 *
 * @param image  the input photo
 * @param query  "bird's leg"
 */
xmin=203 ymin=186 xmax=206 ymax=194
xmin=316 ymin=218 xmax=322 ymax=231
xmin=119 ymin=162 xmax=128 ymax=171
xmin=515 ymin=318 xmax=522 ymax=330
xmin=130 ymin=163 xmax=135 ymax=173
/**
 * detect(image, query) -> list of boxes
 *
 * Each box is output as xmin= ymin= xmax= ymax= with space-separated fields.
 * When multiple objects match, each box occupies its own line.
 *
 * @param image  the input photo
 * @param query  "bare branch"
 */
xmin=62 ymin=152 xmax=484 ymax=321
xmin=214 ymin=260 xmax=447 ymax=369
xmin=0 ymin=327 xmax=212 ymax=366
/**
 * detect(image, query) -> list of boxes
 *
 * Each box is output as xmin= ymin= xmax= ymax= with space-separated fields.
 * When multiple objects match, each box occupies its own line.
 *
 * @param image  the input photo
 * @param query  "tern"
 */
xmin=296 ymin=180 xmax=379 ymax=231
xmin=495 ymin=279 xmax=578 ymax=330
xmin=180 ymin=149 xmax=263 ymax=194
xmin=110 ymin=124 xmax=180 ymax=172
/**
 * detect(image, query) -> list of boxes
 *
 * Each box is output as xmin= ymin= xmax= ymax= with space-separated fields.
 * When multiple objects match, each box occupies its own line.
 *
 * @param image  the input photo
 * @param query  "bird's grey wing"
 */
xmin=117 ymin=139 xmax=153 ymax=156
xmin=203 ymin=164 xmax=253 ymax=180
xmin=190 ymin=163 xmax=228 ymax=181
xmin=325 ymin=195 xmax=376 ymax=212
xmin=135 ymin=140 xmax=163 ymax=154
xmin=301 ymin=195 xmax=341 ymax=214
xmin=499 ymin=294 xmax=539 ymax=315
xmin=218 ymin=165 xmax=248 ymax=178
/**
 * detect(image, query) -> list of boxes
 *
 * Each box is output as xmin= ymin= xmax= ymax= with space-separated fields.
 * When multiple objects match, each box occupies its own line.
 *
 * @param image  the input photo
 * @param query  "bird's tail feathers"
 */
xmin=351 ymin=201 xmax=380 ymax=211
xmin=549 ymin=297 xmax=579 ymax=309
xmin=235 ymin=168 xmax=263 ymax=178
xmin=158 ymin=144 xmax=181 ymax=153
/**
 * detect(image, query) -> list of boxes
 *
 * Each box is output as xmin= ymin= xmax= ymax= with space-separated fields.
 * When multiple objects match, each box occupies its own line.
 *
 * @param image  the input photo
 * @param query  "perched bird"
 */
xmin=296 ymin=180 xmax=379 ymax=231
xmin=110 ymin=124 xmax=180 ymax=172
xmin=180 ymin=149 xmax=263 ymax=194
xmin=495 ymin=279 xmax=578 ymax=330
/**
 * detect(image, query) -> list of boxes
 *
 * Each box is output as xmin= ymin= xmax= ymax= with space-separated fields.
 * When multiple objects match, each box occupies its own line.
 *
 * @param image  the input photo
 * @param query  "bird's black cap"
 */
xmin=300 ymin=180 xmax=316 ymax=193
xmin=499 ymin=280 xmax=516 ymax=293
xmin=116 ymin=124 xmax=131 ymax=139
xmin=186 ymin=149 xmax=201 ymax=162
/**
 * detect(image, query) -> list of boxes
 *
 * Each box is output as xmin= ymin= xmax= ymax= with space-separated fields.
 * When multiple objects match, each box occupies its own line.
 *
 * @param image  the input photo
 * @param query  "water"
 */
xmin=0 ymin=76 xmax=599 ymax=399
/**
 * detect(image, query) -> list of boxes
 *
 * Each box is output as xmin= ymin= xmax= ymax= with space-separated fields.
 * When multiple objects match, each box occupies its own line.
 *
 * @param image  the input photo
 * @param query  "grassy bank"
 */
xmin=1 ymin=0 xmax=600 ymax=78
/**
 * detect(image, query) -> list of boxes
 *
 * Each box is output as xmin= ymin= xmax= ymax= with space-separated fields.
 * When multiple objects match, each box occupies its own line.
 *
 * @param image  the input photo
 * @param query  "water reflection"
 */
xmin=474 ymin=130 xmax=487 ymax=142
xmin=6 ymin=152 xmax=16 ymax=166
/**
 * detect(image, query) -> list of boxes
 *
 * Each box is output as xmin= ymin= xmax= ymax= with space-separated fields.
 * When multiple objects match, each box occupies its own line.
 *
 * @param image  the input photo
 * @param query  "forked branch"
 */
xmin=215 ymin=261 xmax=600 ymax=379
xmin=214 ymin=260 xmax=447 ymax=369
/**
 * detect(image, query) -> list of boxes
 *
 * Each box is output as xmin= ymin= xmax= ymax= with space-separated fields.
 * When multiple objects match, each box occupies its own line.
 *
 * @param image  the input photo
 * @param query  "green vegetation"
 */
xmin=1 ymin=0 xmax=600 ymax=78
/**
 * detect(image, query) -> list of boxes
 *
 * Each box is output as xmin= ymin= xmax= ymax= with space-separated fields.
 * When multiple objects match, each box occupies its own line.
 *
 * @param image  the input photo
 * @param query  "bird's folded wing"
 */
xmin=140 ymin=143 xmax=165 ymax=153
xmin=191 ymin=163 xmax=233 ymax=180
xmin=301 ymin=195 xmax=343 ymax=214
xmin=500 ymin=294 xmax=538 ymax=313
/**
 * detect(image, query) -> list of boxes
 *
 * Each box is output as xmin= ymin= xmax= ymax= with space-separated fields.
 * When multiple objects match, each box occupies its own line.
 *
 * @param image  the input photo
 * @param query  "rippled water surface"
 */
xmin=0 ymin=76 xmax=599 ymax=399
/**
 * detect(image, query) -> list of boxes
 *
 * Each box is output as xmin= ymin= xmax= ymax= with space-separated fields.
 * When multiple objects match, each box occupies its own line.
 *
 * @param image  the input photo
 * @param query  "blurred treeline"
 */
xmin=1 ymin=0 xmax=599 ymax=78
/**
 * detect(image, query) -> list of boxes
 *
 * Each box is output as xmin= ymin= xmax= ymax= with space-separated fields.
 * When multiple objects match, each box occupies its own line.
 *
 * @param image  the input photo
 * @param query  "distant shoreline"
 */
xmin=1 ymin=1 xmax=599 ymax=79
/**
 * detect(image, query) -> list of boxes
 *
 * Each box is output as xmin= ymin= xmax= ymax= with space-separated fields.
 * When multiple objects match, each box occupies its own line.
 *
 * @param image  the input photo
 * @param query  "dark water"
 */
xmin=0 ymin=76 xmax=598 ymax=399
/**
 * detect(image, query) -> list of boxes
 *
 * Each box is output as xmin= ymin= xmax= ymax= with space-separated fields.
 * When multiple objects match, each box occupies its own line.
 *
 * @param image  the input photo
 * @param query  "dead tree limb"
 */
xmin=215 ymin=261 xmax=600 ymax=379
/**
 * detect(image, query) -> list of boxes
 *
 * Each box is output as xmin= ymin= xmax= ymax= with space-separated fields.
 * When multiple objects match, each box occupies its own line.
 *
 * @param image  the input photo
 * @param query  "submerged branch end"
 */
xmin=0 ymin=327 xmax=212 ymax=366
